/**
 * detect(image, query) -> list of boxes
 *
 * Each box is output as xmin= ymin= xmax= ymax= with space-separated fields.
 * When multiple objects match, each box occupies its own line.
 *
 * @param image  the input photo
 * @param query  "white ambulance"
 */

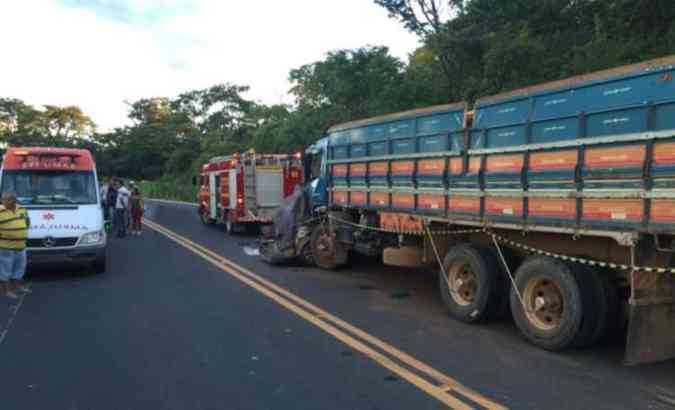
xmin=0 ymin=147 xmax=107 ymax=273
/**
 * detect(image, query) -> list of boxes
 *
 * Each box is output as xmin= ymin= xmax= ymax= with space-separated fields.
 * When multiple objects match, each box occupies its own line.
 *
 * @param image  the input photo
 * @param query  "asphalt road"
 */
xmin=1 ymin=199 xmax=675 ymax=410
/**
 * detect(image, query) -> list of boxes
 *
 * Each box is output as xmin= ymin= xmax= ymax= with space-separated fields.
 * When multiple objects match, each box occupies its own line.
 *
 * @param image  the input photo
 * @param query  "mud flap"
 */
xmin=625 ymin=270 xmax=675 ymax=365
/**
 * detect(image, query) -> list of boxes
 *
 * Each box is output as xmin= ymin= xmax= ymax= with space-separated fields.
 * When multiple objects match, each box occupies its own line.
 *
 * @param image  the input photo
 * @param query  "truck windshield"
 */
xmin=310 ymin=151 xmax=323 ymax=180
xmin=1 ymin=171 xmax=97 ymax=205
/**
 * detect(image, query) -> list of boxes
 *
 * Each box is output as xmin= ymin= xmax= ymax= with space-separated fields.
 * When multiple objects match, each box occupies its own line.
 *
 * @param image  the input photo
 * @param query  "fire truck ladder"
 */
xmin=243 ymin=153 xmax=257 ymax=215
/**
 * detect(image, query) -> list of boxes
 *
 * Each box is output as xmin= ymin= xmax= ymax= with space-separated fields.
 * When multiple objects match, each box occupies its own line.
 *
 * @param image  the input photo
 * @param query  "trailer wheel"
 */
xmin=510 ymin=256 xmax=585 ymax=351
xmin=572 ymin=266 xmax=618 ymax=348
xmin=440 ymin=244 xmax=504 ymax=323
xmin=310 ymin=224 xmax=348 ymax=270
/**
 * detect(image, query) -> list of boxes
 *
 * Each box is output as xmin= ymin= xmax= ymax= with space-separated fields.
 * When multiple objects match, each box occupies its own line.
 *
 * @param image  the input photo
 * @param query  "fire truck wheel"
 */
xmin=310 ymin=224 xmax=348 ymax=270
xmin=439 ymin=244 xmax=504 ymax=323
xmin=510 ymin=256 xmax=586 ymax=351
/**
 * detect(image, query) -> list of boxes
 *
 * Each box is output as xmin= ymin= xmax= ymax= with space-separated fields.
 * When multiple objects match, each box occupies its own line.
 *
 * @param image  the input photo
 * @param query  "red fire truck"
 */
xmin=196 ymin=150 xmax=303 ymax=233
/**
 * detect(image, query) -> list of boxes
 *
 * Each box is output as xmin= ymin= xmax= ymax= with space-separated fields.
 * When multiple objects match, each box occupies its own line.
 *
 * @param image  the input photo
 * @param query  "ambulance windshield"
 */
xmin=1 ymin=171 xmax=97 ymax=205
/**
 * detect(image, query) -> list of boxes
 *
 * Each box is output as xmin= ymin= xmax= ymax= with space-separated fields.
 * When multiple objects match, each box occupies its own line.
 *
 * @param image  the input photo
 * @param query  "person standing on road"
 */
xmin=100 ymin=181 xmax=109 ymax=222
xmin=114 ymin=180 xmax=130 ymax=238
xmin=0 ymin=192 xmax=30 ymax=300
xmin=129 ymin=188 xmax=144 ymax=236
xmin=106 ymin=178 xmax=118 ymax=230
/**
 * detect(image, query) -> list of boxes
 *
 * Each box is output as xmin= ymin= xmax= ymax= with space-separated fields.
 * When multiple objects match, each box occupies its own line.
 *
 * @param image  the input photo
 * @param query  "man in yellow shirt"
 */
xmin=0 ymin=192 xmax=30 ymax=299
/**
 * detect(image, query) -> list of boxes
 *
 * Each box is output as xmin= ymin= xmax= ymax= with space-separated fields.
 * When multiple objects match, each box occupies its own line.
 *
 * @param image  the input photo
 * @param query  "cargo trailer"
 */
xmin=300 ymin=55 xmax=675 ymax=364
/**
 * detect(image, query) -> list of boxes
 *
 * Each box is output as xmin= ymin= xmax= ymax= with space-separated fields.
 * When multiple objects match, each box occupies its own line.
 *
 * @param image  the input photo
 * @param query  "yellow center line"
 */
xmin=143 ymin=219 xmax=508 ymax=410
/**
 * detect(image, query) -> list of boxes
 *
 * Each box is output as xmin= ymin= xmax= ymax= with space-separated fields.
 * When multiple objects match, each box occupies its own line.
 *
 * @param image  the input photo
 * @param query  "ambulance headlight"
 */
xmin=80 ymin=230 xmax=104 ymax=245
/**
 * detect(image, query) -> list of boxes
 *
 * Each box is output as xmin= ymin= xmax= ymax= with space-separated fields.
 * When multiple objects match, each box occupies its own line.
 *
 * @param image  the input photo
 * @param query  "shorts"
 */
xmin=0 ymin=248 xmax=27 ymax=282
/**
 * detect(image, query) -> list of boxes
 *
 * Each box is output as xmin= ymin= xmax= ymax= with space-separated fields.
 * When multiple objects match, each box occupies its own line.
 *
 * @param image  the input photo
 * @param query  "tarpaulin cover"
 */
xmin=260 ymin=185 xmax=310 ymax=264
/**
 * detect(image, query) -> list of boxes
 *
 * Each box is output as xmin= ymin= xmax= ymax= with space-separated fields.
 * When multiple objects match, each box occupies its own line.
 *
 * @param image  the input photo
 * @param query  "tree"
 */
xmin=37 ymin=105 xmax=96 ymax=144
xmin=374 ymin=0 xmax=462 ymax=36
xmin=0 ymin=99 xmax=95 ymax=147
xmin=290 ymin=46 xmax=406 ymax=124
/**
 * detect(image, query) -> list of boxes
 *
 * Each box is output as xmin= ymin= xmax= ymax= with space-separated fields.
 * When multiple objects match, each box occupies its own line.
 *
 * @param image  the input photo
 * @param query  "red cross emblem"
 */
xmin=42 ymin=212 xmax=55 ymax=221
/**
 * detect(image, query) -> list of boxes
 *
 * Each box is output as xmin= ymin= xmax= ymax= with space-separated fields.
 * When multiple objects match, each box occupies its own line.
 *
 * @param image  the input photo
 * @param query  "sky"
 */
xmin=0 ymin=0 xmax=420 ymax=131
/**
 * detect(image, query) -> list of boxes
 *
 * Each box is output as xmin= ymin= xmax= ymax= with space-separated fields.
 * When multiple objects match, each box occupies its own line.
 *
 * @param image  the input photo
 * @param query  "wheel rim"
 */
xmin=446 ymin=260 xmax=478 ymax=307
xmin=523 ymin=276 xmax=564 ymax=331
xmin=315 ymin=230 xmax=335 ymax=259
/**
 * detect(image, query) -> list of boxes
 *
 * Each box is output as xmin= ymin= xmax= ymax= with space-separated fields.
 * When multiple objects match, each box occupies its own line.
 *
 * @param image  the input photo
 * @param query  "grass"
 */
xmin=137 ymin=175 xmax=198 ymax=203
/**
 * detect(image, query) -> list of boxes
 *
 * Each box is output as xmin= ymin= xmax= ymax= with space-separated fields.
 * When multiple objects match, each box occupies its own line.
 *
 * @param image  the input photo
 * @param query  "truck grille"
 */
xmin=27 ymin=237 xmax=79 ymax=248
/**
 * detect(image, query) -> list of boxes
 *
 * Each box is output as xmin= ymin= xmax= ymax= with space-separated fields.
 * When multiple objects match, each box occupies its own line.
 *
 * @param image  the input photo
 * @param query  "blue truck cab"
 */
xmin=304 ymin=137 xmax=329 ymax=209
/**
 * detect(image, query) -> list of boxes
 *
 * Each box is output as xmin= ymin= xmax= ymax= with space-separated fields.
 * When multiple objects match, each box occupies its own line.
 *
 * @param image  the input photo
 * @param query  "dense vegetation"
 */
xmin=1 ymin=0 xmax=674 ymax=199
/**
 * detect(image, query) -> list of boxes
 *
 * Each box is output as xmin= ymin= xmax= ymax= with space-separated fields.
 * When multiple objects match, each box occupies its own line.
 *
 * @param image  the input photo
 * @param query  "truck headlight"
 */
xmin=80 ymin=230 xmax=104 ymax=245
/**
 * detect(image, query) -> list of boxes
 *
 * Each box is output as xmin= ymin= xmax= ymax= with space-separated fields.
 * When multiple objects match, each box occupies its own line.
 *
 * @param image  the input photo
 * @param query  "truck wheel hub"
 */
xmin=524 ymin=277 xmax=564 ymax=331
xmin=447 ymin=262 xmax=477 ymax=307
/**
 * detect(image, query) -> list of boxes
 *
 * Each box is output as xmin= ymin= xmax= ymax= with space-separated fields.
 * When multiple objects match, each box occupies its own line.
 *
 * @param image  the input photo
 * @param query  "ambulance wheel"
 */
xmin=93 ymin=256 xmax=106 ymax=274
xmin=310 ymin=224 xmax=348 ymax=270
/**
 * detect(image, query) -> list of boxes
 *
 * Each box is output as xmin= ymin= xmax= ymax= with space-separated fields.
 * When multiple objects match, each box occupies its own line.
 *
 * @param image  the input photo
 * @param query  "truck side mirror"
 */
xmin=191 ymin=176 xmax=197 ymax=186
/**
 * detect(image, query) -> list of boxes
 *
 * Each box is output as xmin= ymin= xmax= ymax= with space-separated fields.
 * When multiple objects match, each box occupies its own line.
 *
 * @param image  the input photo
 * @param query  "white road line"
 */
xmin=0 ymin=290 xmax=28 ymax=347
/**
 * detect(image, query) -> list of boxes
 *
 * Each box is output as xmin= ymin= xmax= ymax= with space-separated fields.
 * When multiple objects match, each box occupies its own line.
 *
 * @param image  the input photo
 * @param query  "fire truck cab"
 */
xmin=196 ymin=150 xmax=303 ymax=233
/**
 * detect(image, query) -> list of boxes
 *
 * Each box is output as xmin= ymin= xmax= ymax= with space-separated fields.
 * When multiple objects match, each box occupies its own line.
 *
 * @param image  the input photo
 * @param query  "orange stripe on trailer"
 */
xmin=369 ymin=192 xmax=389 ymax=207
xmin=584 ymin=145 xmax=646 ymax=169
xmin=369 ymin=161 xmax=388 ymax=176
xmin=582 ymin=199 xmax=643 ymax=221
xmin=528 ymin=198 xmax=576 ymax=218
xmin=418 ymin=159 xmax=445 ymax=175
xmin=449 ymin=196 xmax=481 ymax=213
xmin=332 ymin=165 xmax=348 ymax=177
xmin=529 ymin=150 xmax=578 ymax=171
xmin=485 ymin=197 xmax=523 ymax=216
xmin=392 ymin=192 xmax=415 ymax=208
xmin=391 ymin=160 xmax=415 ymax=175
xmin=652 ymin=142 xmax=675 ymax=165
xmin=650 ymin=200 xmax=675 ymax=223
xmin=448 ymin=157 xmax=464 ymax=176
xmin=485 ymin=154 xmax=524 ymax=173
xmin=350 ymin=163 xmax=367 ymax=176
xmin=332 ymin=191 xmax=349 ymax=205
xmin=467 ymin=157 xmax=482 ymax=174
xmin=350 ymin=191 xmax=367 ymax=206
xmin=417 ymin=194 xmax=445 ymax=211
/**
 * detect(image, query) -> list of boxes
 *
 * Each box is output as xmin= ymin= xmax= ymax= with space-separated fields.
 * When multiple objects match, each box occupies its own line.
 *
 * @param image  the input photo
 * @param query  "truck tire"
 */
xmin=510 ymin=256 xmax=587 ymax=351
xmin=310 ymin=224 xmax=348 ymax=270
xmin=572 ymin=266 xmax=618 ymax=348
xmin=439 ymin=244 xmax=505 ymax=323
xmin=93 ymin=255 xmax=106 ymax=275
